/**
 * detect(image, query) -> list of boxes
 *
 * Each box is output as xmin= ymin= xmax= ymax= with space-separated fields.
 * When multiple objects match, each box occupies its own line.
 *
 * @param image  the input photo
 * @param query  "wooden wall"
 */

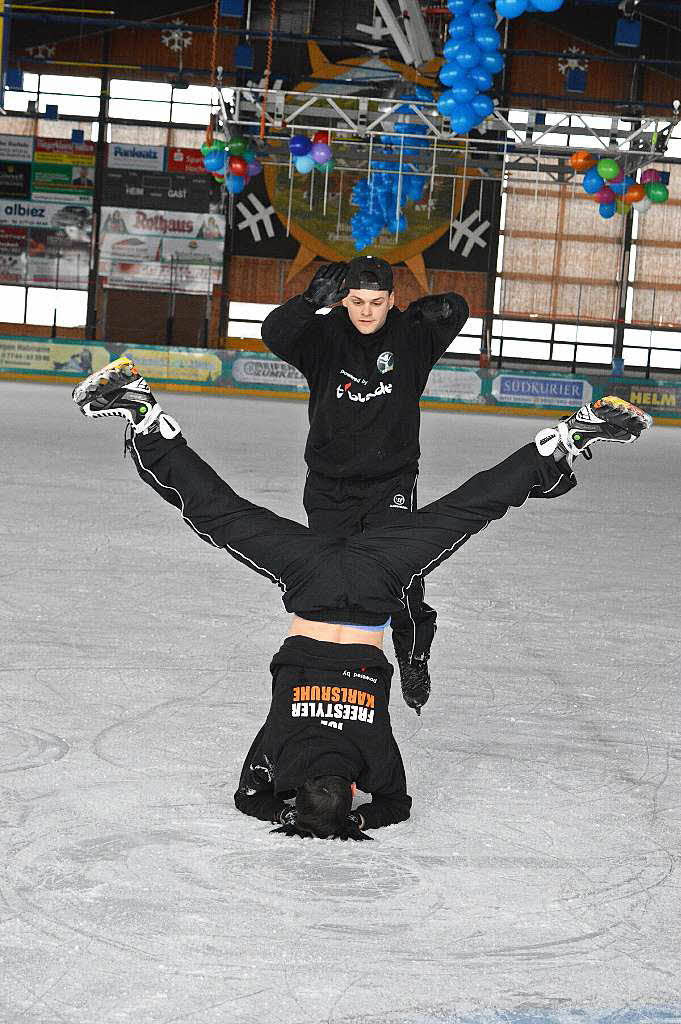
xmin=507 ymin=16 xmax=681 ymax=116
xmin=17 ymin=5 xmax=237 ymax=84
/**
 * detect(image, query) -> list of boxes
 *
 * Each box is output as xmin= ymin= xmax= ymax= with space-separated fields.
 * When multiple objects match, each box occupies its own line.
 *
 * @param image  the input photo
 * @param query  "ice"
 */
xmin=1 ymin=380 xmax=680 ymax=1024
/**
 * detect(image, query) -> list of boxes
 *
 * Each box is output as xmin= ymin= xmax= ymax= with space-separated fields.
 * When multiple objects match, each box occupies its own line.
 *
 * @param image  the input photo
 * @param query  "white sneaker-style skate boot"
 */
xmin=72 ymin=356 xmax=179 ymax=437
xmin=535 ymin=396 xmax=652 ymax=462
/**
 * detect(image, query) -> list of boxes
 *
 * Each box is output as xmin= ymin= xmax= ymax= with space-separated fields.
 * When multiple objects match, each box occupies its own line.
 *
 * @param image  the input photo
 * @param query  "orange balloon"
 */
xmin=624 ymin=183 xmax=645 ymax=203
xmin=570 ymin=149 xmax=597 ymax=172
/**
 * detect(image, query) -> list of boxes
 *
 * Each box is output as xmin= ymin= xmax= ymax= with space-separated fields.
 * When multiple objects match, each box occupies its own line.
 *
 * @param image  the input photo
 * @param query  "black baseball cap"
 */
xmin=344 ymin=255 xmax=394 ymax=292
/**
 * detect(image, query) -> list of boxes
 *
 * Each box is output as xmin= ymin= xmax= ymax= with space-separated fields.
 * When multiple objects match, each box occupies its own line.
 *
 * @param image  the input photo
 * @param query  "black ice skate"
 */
xmin=535 ymin=396 xmax=652 ymax=461
xmin=72 ymin=356 xmax=179 ymax=437
xmin=396 ymin=653 xmax=431 ymax=716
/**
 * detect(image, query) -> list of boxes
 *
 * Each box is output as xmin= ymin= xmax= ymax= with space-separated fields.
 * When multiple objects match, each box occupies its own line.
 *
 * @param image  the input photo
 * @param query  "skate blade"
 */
xmin=72 ymin=357 xmax=140 ymax=407
xmin=596 ymin=395 xmax=653 ymax=429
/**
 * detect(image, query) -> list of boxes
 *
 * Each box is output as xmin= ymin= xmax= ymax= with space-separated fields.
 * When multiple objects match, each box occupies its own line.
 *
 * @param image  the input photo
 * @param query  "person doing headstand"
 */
xmin=72 ymin=357 xmax=652 ymax=841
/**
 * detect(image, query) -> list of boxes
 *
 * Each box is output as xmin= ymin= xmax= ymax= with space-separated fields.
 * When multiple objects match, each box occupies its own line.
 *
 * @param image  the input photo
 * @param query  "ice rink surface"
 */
xmin=1 ymin=379 xmax=680 ymax=1024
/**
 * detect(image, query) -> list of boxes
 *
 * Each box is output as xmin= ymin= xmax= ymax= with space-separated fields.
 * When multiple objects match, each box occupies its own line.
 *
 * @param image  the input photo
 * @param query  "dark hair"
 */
xmin=295 ymin=775 xmax=353 ymax=838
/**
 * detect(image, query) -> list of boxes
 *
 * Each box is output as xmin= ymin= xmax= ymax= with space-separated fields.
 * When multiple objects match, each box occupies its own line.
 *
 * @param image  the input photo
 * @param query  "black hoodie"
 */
xmin=260 ymin=293 xmax=469 ymax=479
xmin=233 ymin=637 xmax=412 ymax=831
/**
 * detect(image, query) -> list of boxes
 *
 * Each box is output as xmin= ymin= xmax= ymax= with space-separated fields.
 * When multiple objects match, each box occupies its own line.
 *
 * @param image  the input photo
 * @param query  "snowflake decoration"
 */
xmin=558 ymin=47 xmax=589 ymax=76
xmin=161 ymin=19 xmax=193 ymax=53
xmin=26 ymin=43 xmax=55 ymax=59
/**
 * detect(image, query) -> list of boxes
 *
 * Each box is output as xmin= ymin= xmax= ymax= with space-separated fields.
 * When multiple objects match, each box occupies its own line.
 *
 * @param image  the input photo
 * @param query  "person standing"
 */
xmin=261 ymin=255 xmax=470 ymax=714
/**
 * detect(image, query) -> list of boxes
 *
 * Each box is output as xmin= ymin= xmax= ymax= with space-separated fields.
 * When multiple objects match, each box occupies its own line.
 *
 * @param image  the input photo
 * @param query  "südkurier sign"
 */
xmin=0 ymin=338 xmax=679 ymax=424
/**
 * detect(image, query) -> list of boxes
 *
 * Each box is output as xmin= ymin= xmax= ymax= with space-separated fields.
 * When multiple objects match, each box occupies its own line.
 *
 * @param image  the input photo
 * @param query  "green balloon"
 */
xmin=319 ymin=158 xmax=335 ymax=172
xmin=227 ymin=136 xmax=246 ymax=155
xmin=597 ymin=158 xmax=620 ymax=181
xmin=241 ymin=147 xmax=256 ymax=163
xmin=645 ymin=181 xmax=669 ymax=203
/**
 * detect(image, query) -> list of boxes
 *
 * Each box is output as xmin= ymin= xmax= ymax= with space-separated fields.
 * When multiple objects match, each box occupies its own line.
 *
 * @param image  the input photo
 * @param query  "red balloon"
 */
xmin=312 ymin=130 xmax=329 ymax=144
xmin=228 ymin=155 xmax=248 ymax=175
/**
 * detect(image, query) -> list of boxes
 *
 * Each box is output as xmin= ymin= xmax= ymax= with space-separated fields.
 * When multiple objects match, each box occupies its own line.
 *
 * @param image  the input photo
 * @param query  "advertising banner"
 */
xmin=102 ymin=169 xmax=218 ymax=212
xmin=120 ymin=346 xmax=223 ymax=382
xmin=107 ymin=143 xmax=165 ymax=171
xmin=0 ymin=162 xmax=31 ymax=199
xmin=33 ymin=138 xmax=95 ymax=166
xmin=0 ymin=199 xmax=92 ymax=231
xmin=423 ymin=366 xmax=482 ymax=403
xmin=0 ymin=201 xmax=92 ymax=289
xmin=105 ymin=261 xmax=217 ymax=294
xmin=99 ymin=206 xmax=224 ymax=293
xmin=0 ymin=227 xmax=28 ymax=283
xmin=31 ymin=138 xmax=96 ymax=203
xmin=230 ymin=353 xmax=307 ymax=390
xmin=0 ymin=339 xmax=107 ymax=375
xmin=491 ymin=373 xmax=592 ymax=408
xmin=0 ymin=135 xmax=34 ymax=164
xmin=609 ymin=382 xmax=681 ymax=416
xmin=167 ymin=147 xmax=206 ymax=174
xmin=1 ymin=339 xmax=680 ymax=426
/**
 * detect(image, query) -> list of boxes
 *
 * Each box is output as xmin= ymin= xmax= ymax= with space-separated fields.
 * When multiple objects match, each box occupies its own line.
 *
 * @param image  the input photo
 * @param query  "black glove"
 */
xmin=340 ymin=812 xmax=372 ymax=842
xmin=274 ymin=806 xmax=297 ymax=826
xmin=410 ymin=294 xmax=456 ymax=325
xmin=303 ymin=263 xmax=349 ymax=311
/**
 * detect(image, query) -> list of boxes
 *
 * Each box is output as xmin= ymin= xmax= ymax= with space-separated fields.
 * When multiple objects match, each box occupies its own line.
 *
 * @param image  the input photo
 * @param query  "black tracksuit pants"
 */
xmin=303 ymin=467 xmax=436 ymax=661
xmin=128 ymin=430 xmax=576 ymax=625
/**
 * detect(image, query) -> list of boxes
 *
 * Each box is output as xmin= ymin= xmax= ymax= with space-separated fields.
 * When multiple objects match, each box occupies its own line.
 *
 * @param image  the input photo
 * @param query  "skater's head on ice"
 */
xmin=270 ymin=775 xmax=367 ymax=841
xmin=342 ymin=255 xmax=394 ymax=336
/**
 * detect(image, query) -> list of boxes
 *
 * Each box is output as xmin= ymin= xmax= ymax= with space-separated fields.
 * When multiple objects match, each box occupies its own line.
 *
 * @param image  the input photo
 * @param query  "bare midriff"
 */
xmin=288 ymin=614 xmax=385 ymax=649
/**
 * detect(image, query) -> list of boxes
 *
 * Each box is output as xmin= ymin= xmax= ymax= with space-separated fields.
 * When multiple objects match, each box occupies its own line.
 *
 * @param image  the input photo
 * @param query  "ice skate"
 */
xmin=535 ymin=395 xmax=652 ymax=461
xmin=72 ymin=356 xmax=178 ymax=437
xmin=396 ymin=653 xmax=431 ymax=716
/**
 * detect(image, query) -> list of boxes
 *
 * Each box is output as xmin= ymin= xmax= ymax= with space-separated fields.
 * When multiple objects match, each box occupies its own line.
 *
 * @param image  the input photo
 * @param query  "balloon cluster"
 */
xmin=350 ymin=167 xmax=425 ymax=252
xmin=570 ymin=150 xmax=670 ymax=219
xmin=437 ymin=0 xmax=501 ymax=135
xmin=495 ymin=0 xmax=564 ymax=17
xmin=200 ymin=135 xmax=263 ymax=195
xmin=288 ymin=131 xmax=334 ymax=174
xmin=350 ymin=90 xmax=432 ymax=251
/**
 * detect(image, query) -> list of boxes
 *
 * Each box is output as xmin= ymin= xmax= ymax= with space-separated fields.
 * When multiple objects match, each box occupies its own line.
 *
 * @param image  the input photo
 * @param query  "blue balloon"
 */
xmin=436 ymin=90 xmax=458 ymax=115
xmin=203 ymin=149 xmax=225 ymax=172
xmin=496 ymin=0 xmax=528 ymax=15
xmin=449 ymin=103 xmax=477 ymax=134
xmin=610 ymin=181 xmax=627 ymax=196
xmin=450 ymin=77 xmax=477 ymax=103
xmin=469 ymin=2 xmax=496 ymax=23
xmin=479 ymin=51 xmax=504 ymax=73
xmin=531 ymin=0 xmax=564 ymax=10
xmin=226 ymin=172 xmax=246 ymax=194
xmin=470 ymin=93 xmax=495 ymax=119
xmin=439 ymin=61 xmax=470 ymax=86
xmin=475 ymin=27 xmax=500 ymax=51
xmin=599 ymin=201 xmax=616 ymax=219
xmin=448 ymin=16 xmax=474 ymax=38
xmin=289 ymin=134 xmax=311 ymax=156
xmin=455 ymin=40 xmax=481 ymax=68
xmin=582 ymin=168 xmax=604 ymax=194
xmin=448 ymin=0 xmax=472 ymax=10
xmin=443 ymin=38 xmax=461 ymax=60
xmin=469 ymin=65 xmax=494 ymax=90
xmin=294 ymin=154 xmax=315 ymax=174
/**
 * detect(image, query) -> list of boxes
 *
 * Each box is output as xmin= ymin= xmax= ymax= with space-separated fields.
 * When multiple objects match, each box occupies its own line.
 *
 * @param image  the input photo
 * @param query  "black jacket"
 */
xmin=233 ymin=637 xmax=412 ymax=831
xmin=260 ymin=293 xmax=469 ymax=479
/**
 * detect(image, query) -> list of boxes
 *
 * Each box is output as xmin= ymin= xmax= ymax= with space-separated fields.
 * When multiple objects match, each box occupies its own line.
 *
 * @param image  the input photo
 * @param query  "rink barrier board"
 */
xmin=1 ymin=337 xmax=681 ymax=425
